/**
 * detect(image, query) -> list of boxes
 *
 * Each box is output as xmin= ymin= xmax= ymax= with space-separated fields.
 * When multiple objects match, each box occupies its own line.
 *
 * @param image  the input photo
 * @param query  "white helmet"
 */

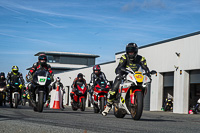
xmin=197 ymin=98 xmax=200 ymax=104
xmin=56 ymin=77 xmax=61 ymax=82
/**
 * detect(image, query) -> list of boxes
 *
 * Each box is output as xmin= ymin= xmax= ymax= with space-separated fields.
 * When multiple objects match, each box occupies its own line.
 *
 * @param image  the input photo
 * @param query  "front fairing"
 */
xmin=76 ymin=83 xmax=87 ymax=95
xmin=33 ymin=70 xmax=51 ymax=86
xmin=94 ymin=80 xmax=109 ymax=92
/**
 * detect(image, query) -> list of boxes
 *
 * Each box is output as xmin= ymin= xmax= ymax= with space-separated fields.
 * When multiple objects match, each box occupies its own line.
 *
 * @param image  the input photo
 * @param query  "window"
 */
xmin=47 ymin=55 xmax=60 ymax=63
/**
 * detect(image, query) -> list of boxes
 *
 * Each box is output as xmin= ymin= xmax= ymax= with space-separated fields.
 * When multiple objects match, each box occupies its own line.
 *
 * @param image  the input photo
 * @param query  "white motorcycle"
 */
xmin=113 ymin=65 xmax=156 ymax=120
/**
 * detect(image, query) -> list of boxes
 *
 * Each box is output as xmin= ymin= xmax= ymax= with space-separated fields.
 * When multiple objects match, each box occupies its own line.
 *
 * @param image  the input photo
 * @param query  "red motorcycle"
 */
xmin=92 ymin=80 xmax=110 ymax=113
xmin=71 ymin=82 xmax=87 ymax=111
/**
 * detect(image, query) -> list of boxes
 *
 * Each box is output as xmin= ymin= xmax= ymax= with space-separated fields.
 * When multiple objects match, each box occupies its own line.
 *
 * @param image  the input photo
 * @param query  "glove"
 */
xmin=19 ymin=84 xmax=24 ymax=89
xmin=26 ymin=74 xmax=33 ymax=82
xmin=6 ymin=84 xmax=10 ymax=89
xmin=50 ymin=75 xmax=54 ymax=82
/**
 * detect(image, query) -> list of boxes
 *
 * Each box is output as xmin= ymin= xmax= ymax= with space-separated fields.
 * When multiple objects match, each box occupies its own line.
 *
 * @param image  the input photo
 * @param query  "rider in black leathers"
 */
xmin=89 ymin=65 xmax=109 ymax=97
xmin=26 ymin=54 xmax=54 ymax=106
xmin=0 ymin=72 xmax=6 ymax=88
xmin=102 ymin=43 xmax=151 ymax=116
xmin=6 ymin=66 xmax=25 ymax=103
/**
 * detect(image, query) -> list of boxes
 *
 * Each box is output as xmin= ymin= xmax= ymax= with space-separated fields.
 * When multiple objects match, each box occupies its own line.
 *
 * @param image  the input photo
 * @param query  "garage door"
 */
xmin=163 ymin=72 xmax=174 ymax=87
xmin=190 ymin=70 xmax=200 ymax=83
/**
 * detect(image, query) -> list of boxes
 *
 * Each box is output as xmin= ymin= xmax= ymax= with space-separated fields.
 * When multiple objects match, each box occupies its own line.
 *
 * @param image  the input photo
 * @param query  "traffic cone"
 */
xmin=52 ymin=85 xmax=60 ymax=109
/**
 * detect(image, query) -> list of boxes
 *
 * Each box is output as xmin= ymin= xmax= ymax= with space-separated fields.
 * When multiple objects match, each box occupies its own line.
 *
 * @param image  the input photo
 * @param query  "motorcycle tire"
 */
xmin=33 ymin=107 xmax=38 ymax=112
xmin=22 ymin=99 xmax=26 ymax=106
xmin=130 ymin=91 xmax=143 ymax=120
xmin=113 ymin=106 xmax=126 ymax=118
xmin=38 ymin=91 xmax=44 ymax=112
xmin=72 ymin=104 xmax=78 ymax=111
xmin=80 ymin=98 xmax=86 ymax=111
xmin=93 ymin=104 xmax=99 ymax=113
xmin=100 ymin=97 xmax=105 ymax=113
xmin=0 ymin=94 xmax=3 ymax=106
xmin=14 ymin=94 xmax=18 ymax=108
xmin=164 ymin=105 xmax=169 ymax=111
xmin=10 ymin=92 xmax=13 ymax=108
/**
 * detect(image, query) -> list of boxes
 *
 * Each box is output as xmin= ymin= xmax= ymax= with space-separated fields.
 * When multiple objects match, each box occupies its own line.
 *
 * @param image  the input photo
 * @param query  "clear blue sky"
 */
xmin=0 ymin=0 xmax=200 ymax=77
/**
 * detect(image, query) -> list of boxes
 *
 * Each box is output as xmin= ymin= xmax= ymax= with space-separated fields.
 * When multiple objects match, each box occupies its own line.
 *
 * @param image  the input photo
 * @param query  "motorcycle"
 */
xmin=28 ymin=70 xmax=52 ymax=112
xmin=9 ymin=82 xmax=21 ymax=108
xmin=113 ymin=65 xmax=156 ymax=120
xmin=71 ymin=82 xmax=88 ymax=111
xmin=92 ymin=80 xmax=110 ymax=113
xmin=0 ymin=83 xmax=6 ymax=106
xmin=164 ymin=98 xmax=173 ymax=111
xmin=22 ymin=88 xmax=29 ymax=106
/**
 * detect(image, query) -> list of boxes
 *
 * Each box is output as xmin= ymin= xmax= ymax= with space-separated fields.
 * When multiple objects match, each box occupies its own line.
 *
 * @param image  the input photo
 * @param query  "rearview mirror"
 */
xmin=150 ymin=70 xmax=157 ymax=75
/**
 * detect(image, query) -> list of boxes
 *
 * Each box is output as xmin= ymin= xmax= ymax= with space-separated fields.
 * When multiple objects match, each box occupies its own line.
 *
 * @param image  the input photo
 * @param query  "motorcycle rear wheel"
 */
xmin=130 ymin=91 xmax=143 ymax=120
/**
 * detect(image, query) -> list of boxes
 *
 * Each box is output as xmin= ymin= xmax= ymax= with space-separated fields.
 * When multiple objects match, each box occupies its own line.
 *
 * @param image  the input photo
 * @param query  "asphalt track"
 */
xmin=0 ymin=104 xmax=200 ymax=133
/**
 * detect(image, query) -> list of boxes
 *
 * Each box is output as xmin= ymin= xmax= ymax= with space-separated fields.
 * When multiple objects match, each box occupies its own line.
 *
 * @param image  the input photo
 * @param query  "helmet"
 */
xmin=77 ymin=73 xmax=83 ymax=81
xmin=93 ymin=65 xmax=101 ymax=72
xmin=56 ymin=77 xmax=61 ymax=82
xmin=126 ymin=43 xmax=138 ymax=60
xmin=38 ymin=54 xmax=47 ymax=66
xmin=197 ymin=98 xmax=200 ymax=104
xmin=12 ymin=66 xmax=19 ymax=74
xmin=0 ymin=72 xmax=5 ymax=79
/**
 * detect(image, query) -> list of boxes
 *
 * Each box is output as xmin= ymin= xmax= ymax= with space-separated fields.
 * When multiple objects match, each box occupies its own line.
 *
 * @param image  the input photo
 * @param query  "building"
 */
xmin=55 ymin=31 xmax=200 ymax=114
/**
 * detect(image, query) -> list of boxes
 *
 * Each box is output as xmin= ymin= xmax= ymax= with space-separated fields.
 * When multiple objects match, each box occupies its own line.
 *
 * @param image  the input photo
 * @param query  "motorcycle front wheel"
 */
xmin=100 ymin=97 xmax=105 ymax=113
xmin=13 ymin=94 xmax=18 ymax=108
xmin=80 ymin=98 xmax=86 ymax=111
xmin=130 ymin=91 xmax=143 ymax=120
xmin=38 ymin=91 xmax=44 ymax=112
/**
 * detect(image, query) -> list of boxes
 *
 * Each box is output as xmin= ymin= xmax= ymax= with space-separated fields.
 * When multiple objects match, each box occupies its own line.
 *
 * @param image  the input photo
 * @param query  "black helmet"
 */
xmin=126 ymin=43 xmax=138 ymax=60
xmin=12 ymin=66 xmax=19 ymax=74
xmin=77 ymin=73 xmax=83 ymax=81
xmin=0 ymin=72 xmax=5 ymax=79
xmin=38 ymin=54 xmax=47 ymax=66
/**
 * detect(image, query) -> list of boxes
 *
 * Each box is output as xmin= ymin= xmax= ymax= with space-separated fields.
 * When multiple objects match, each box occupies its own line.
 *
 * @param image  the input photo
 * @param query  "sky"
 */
xmin=0 ymin=0 xmax=200 ymax=77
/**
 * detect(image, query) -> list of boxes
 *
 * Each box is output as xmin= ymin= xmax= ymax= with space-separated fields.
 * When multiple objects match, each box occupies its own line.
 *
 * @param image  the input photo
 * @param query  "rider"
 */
xmin=26 ymin=54 xmax=54 ymax=105
xmin=0 ymin=72 xmax=6 ymax=87
xmin=51 ymin=77 xmax=65 ymax=109
xmin=70 ymin=73 xmax=87 ymax=103
xmin=102 ymin=43 xmax=151 ymax=116
xmin=90 ymin=65 xmax=109 ymax=99
xmin=6 ymin=66 xmax=25 ymax=103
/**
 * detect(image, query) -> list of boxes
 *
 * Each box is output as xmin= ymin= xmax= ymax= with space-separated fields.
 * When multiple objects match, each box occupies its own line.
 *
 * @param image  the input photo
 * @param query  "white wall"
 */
xmin=54 ymin=32 xmax=200 ymax=114
xmin=54 ymin=62 xmax=117 ymax=106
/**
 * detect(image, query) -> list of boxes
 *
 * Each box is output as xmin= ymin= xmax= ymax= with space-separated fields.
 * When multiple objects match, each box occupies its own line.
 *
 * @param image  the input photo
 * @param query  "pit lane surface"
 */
xmin=0 ymin=104 xmax=200 ymax=133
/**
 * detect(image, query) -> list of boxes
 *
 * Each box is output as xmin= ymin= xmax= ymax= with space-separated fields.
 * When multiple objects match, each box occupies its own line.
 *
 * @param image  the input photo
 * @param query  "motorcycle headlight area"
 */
xmin=0 ymin=88 xmax=4 ymax=91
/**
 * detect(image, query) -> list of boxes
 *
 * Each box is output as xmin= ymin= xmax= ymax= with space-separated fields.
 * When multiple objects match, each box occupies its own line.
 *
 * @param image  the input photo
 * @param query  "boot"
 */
xmin=102 ymin=105 xmax=111 ymax=116
xmin=102 ymin=102 xmax=112 ymax=116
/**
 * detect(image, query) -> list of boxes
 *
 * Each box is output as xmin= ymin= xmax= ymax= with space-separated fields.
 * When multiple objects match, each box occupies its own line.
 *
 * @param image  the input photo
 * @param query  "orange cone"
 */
xmin=52 ymin=85 xmax=60 ymax=109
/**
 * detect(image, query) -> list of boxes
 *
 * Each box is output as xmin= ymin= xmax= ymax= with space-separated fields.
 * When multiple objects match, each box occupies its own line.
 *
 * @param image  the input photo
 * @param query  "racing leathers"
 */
xmin=106 ymin=54 xmax=150 ymax=106
xmin=6 ymin=72 xmax=25 ymax=102
xmin=90 ymin=72 xmax=109 ymax=96
xmin=70 ymin=78 xmax=87 ymax=102
xmin=27 ymin=62 xmax=53 ymax=104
